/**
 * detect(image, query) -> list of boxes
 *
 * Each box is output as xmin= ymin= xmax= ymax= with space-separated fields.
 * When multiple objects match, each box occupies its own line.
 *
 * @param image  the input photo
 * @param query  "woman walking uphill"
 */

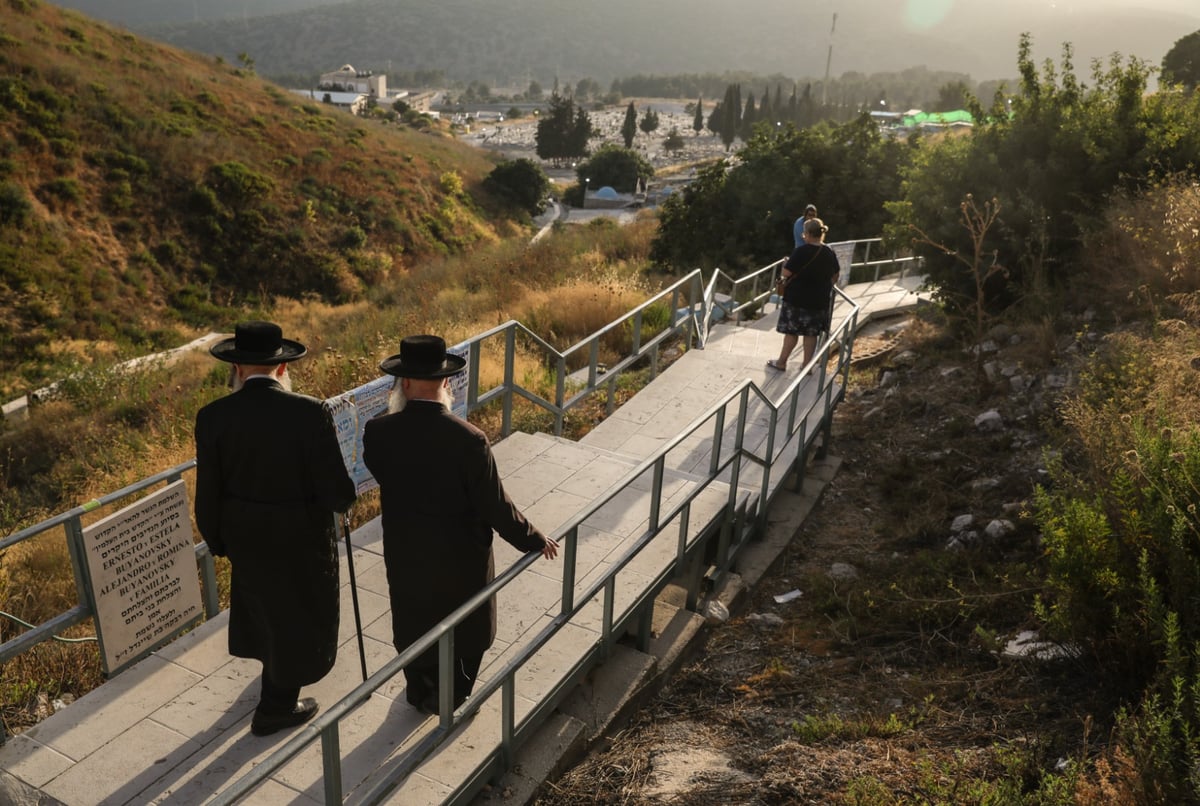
xmin=768 ymin=217 xmax=840 ymax=372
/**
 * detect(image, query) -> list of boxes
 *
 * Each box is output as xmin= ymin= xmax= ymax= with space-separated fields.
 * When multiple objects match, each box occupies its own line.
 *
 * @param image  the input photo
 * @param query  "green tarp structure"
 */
xmin=899 ymin=109 xmax=974 ymax=128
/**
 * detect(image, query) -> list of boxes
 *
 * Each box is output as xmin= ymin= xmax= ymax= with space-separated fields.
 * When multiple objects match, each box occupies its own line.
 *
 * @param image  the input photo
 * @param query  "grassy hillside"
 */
xmin=0 ymin=0 xmax=514 ymax=400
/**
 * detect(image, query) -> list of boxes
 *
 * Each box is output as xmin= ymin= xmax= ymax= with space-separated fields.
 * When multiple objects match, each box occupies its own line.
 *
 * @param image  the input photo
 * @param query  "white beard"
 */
xmin=387 ymin=381 xmax=452 ymax=414
xmin=231 ymin=365 xmax=292 ymax=393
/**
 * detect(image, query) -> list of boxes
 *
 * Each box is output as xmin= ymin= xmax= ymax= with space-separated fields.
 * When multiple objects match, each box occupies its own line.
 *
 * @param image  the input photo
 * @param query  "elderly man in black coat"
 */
xmin=194 ymin=321 xmax=356 ymax=736
xmin=362 ymin=335 xmax=558 ymax=715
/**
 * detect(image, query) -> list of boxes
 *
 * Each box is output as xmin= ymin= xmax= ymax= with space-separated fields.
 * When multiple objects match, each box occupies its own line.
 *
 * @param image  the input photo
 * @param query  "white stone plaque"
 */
xmin=82 ymin=480 xmax=203 ymax=674
xmin=326 ymin=342 xmax=471 ymax=495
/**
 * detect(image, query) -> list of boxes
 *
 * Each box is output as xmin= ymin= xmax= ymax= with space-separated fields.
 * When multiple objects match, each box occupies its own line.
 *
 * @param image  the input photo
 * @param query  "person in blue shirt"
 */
xmin=793 ymin=203 xmax=818 ymax=248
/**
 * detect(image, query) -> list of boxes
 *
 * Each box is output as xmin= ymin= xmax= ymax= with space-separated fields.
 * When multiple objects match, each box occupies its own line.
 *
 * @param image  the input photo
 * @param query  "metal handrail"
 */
xmin=209 ymin=286 xmax=861 ymax=805
xmin=455 ymin=270 xmax=706 ymax=437
xmin=705 ymin=239 xmax=920 ymax=325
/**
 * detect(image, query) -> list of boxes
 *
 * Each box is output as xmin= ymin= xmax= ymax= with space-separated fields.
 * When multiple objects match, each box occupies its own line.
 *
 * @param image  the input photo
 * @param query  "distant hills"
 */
xmin=49 ymin=0 xmax=1200 ymax=89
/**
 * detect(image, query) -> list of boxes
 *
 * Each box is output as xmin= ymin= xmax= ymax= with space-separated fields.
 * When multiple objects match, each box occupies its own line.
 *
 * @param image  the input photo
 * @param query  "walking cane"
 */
xmin=341 ymin=511 xmax=368 ymax=682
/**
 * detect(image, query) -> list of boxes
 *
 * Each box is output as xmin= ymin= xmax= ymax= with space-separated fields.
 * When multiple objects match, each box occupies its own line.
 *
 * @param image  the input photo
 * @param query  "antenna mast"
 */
xmin=821 ymin=13 xmax=837 ymax=107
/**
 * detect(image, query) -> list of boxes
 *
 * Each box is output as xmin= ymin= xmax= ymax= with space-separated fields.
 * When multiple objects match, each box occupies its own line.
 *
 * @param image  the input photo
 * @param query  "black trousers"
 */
xmin=403 ymin=652 xmax=483 ymax=710
xmin=257 ymin=669 xmax=301 ymax=715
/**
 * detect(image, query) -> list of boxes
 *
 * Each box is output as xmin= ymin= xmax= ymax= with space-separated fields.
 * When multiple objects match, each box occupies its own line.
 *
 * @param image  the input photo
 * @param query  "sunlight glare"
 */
xmin=902 ymin=0 xmax=955 ymax=31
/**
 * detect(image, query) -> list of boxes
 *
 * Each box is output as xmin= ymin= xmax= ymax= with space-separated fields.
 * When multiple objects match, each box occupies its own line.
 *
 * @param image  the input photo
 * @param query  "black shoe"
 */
xmin=251 ymin=697 xmax=319 ymax=736
xmin=415 ymin=693 xmax=438 ymax=715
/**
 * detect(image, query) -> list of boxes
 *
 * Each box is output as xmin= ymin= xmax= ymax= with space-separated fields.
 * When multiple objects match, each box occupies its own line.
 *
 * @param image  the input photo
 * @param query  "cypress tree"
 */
xmin=621 ymin=101 xmax=638 ymax=148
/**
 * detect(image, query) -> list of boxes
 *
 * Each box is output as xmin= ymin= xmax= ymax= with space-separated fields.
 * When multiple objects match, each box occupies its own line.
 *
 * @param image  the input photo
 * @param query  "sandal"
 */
xmin=766 ymin=359 xmax=786 ymax=372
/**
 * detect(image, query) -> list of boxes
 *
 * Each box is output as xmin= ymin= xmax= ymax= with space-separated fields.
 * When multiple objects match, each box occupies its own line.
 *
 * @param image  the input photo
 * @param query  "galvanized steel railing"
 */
xmin=457 ymin=270 xmax=707 ymax=439
xmin=707 ymin=238 xmax=921 ymax=325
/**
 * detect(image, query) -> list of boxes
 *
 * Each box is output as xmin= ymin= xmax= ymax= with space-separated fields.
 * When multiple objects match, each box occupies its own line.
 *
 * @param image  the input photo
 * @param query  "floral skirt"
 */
xmin=776 ymin=302 xmax=826 ymax=337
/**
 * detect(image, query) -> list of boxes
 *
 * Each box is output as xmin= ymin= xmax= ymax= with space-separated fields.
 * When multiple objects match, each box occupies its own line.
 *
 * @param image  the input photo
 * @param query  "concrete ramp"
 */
xmin=0 ymin=433 xmax=738 ymax=805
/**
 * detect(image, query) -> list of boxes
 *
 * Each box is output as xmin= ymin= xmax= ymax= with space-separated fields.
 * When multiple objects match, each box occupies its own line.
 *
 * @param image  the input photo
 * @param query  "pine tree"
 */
xmin=719 ymin=84 xmax=740 ymax=151
xmin=740 ymin=91 xmax=757 ymax=140
xmin=621 ymin=101 xmax=638 ymax=148
xmin=535 ymin=91 xmax=592 ymax=166
xmin=639 ymin=108 xmax=659 ymax=136
xmin=692 ymin=96 xmax=704 ymax=135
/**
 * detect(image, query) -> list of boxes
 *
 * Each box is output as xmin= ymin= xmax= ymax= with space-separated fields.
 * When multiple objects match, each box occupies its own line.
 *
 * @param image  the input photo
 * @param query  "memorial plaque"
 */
xmin=326 ymin=343 xmax=470 ymax=495
xmin=82 ymin=480 xmax=203 ymax=674
xmin=327 ymin=374 xmax=393 ymax=495
xmin=830 ymin=242 xmax=856 ymax=288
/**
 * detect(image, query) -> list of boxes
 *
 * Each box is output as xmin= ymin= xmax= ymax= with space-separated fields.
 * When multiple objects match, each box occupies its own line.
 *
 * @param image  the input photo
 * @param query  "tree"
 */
xmin=575 ymin=144 xmax=653 ymax=194
xmin=639 ymin=108 xmax=659 ymax=136
xmin=575 ymin=78 xmax=601 ymax=102
xmin=1162 ymin=29 xmax=1200 ymax=90
xmin=934 ymin=80 xmax=971 ymax=112
xmin=718 ymin=84 xmax=740 ymax=150
xmin=663 ymin=127 xmax=685 ymax=154
xmin=692 ymin=97 xmax=704 ymax=135
xmin=707 ymin=102 xmax=722 ymax=136
xmin=621 ymin=102 xmax=638 ymax=148
xmin=651 ymin=114 xmax=912 ymax=273
xmin=483 ymin=158 xmax=551 ymax=216
xmin=739 ymin=92 xmax=757 ymax=140
xmin=890 ymin=35 xmax=1200 ymax=318
xmin=527 ymin=80 xmax=544 ymax=100
xmin=535 ymin=92 xmax=593 ymax=165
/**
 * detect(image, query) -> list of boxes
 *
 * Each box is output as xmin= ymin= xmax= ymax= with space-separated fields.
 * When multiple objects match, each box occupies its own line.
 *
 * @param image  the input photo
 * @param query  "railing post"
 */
xmin=321 ymin=723 xmax=343 ymax=804
xmin=601 ymin=577 xmax=616 ymax=660
xmin=501 ymin=677 xmax=515 ymax=769
xmin=708 ymin=407 xmax=726 ymax=476
xmin=196 ymin=546 xmax=219 ymax=619
xmin=560 ymin=526 xmax=578 ymax=615
xmin=438 ymin=630 xmax=455 ymax=728
xmin=468 ymin=340 xmax=483 ymax=411
xmin=648 ymin=459 xmax=663 ymax=532
xmin=63 ymin=516 xmax=94 ymax=626
xmin=503 ymin=327 xmax=516 ymax=437
xmin=587 ymin=340 xmax=600 ymax=389
xmin=555 ymin=355 xmax=567 ymax=436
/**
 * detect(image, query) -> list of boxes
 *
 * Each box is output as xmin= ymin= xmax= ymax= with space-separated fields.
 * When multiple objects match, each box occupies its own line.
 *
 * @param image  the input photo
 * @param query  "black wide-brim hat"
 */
xmin=210 ymin=320 xmax=307 ymax=364
xmin=380 ymin=335 xmax=466 ymax=379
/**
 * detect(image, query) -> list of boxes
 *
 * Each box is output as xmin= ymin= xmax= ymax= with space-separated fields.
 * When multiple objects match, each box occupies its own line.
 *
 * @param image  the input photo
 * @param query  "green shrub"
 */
xmin=0 ymin=181 xmax=32 ymax=226
xmin=37 ymin=177 xmax=83 ymax=207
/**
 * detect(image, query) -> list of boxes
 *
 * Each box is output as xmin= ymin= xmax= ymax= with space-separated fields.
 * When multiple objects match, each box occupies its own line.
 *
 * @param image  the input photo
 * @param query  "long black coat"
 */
xmin=194 ymin=377 xmax=356 ymax=688
xmin=361 ymin=400 xmax=546 ymax=662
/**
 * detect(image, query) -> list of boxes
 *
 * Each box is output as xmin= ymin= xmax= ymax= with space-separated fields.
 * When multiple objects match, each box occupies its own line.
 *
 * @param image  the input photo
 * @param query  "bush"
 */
xmin=0 ymin=181 xmax=31 ymax=226
xmin=483 ymin=158 xmax=550 ymax=216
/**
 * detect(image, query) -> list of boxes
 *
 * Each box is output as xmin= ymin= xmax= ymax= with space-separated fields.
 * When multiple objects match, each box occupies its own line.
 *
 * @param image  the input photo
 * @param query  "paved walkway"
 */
xmin=0 ymin=275 xmax=925 ymax=805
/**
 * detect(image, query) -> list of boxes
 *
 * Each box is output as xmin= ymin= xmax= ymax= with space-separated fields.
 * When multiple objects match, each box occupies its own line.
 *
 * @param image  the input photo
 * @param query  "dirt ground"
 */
xmin=530 ymin=314 xmax=1102 ymax=804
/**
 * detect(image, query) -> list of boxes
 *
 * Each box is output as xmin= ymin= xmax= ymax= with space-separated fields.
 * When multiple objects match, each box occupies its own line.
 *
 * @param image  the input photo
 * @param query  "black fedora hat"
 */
xmin=210 ymin=321 xmax=307 ymax=364
xmin=379 ymin=335 xmax=466 ymax=379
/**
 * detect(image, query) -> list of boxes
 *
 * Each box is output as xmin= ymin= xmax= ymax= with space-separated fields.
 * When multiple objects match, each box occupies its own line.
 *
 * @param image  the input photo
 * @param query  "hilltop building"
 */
xmin=318 ymin=64 xmax=386 ymax=99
